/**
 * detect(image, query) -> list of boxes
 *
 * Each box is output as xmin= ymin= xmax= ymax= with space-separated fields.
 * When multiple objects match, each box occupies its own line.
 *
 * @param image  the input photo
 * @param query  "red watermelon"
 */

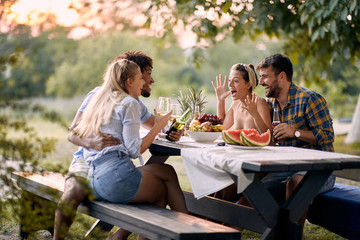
xmin=240 ymin=129 xmax=271 ymax=147
xmin=223 ymin=129 xmax=259 ymax=145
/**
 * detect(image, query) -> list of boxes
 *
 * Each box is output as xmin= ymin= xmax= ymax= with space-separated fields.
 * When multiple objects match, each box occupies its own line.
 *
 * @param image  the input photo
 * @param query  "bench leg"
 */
xmin=85 ymin=219 xmax=114 ymax=238
xmin=19 ymin=191 xmax=56 ymax=239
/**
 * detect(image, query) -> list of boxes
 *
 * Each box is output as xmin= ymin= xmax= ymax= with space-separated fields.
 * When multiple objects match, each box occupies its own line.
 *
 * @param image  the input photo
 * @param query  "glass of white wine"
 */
xmin=170 ymin=104 xmax=181 ymax=121
xmin=156 ymin=97 xmax=171 ymax=116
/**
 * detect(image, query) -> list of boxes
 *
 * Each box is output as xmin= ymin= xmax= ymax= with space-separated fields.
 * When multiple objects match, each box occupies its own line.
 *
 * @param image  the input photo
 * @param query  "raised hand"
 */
xmin=241 ymin=93 xmax=258 ymax=116
xmin=211 ymin=74 xmax=231 ymax=102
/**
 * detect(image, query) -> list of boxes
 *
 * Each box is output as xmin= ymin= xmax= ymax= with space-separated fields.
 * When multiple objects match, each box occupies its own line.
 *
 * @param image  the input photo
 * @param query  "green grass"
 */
xmin=2 ymin=114 xmax=359 ymax=239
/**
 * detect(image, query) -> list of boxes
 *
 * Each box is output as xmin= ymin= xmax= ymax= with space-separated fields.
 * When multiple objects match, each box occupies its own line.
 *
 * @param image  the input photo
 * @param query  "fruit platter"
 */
xmin=222 ymin=128 xmax=271 ymax=148
xmin=186 ymin=113 xmax=224 ymax=142
xmin=188 ymin=114 xmax=224 ymax=132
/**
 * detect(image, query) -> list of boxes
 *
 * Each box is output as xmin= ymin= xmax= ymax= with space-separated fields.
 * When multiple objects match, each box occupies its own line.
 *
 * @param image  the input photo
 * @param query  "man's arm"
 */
xmin=274 ymin=125 xmax=317 ymax=144
xmin=68 ymin=111 xmax=120 ymax=151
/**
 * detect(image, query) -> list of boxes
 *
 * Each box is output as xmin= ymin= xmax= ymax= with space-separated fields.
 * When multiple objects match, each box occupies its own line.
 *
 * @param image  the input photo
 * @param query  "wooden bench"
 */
xmin=11 ymin=171 xmax=241 ymax=240
xmin=307 ymin=183 xmax=360 ymax=240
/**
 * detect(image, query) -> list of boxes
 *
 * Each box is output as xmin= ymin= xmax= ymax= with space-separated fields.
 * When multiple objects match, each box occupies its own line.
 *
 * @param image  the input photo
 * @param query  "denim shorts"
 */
xmin=88 ymin=151 xmax=142 ymax=203
xmin=262 ymin=171 xmax=335 ymax=194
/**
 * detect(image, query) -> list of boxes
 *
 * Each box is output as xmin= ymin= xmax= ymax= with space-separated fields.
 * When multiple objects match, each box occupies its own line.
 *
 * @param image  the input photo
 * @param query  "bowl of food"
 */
xmin=185 ymin=130 xmax=222 ymax=143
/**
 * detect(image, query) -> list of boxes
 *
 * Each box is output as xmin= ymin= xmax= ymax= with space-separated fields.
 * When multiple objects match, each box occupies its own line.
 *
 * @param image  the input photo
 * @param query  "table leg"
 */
xmin=284 ymin=170 xmax=332 ymax=222
xmin=243 ymin=175 xmax=280 ymax=228
xmin=247 ymin=170 xmax=332 ymax=240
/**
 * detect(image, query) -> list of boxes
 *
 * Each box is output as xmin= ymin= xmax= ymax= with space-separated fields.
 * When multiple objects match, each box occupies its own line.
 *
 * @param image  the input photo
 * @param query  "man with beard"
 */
xmin=255 ymin=53 xmax=335 ymax=234
xmin=54 ymin=51 xmax=182 ymax=240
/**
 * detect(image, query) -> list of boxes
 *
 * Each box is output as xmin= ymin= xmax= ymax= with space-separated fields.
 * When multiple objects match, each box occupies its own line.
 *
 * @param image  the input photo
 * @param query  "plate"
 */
xmin=227 ymin=144 xmax=264 ymax=150
xmin=185 ymin=130 xmax=222 ymax=143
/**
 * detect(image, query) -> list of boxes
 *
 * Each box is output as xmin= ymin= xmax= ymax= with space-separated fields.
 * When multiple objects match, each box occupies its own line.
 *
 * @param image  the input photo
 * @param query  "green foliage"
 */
xmin=146 ymin=0 xmax=360 ymax=85
xmin=0 ymin=36 xmax=67 ymax=222
xmin=0 ymin=26 xmax=77 ymax=99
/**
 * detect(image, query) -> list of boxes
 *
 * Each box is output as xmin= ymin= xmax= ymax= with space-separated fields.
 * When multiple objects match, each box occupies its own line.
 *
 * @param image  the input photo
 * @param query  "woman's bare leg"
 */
xmin=137 ymin=164 xmax=187 ymax=213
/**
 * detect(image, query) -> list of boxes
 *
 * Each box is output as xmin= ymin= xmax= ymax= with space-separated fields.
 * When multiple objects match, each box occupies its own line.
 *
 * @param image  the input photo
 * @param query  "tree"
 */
xmin=0 ymin=0 xmax=67 ymax=223
xmin=143 ymin=0 xmax=360 ymax=85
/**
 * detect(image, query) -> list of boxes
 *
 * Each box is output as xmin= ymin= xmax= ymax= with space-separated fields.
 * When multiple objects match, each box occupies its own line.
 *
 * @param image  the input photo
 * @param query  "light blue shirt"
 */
xmin=71 ymin=87 xmax=151 ymax=165
xmin=83 ymin=95 xmax=142 ymax=163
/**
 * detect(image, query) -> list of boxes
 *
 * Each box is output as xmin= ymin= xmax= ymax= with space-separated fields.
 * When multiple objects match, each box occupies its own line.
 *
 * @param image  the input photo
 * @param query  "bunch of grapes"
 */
xmin=198 ymin=113 xmax=223 ymax=125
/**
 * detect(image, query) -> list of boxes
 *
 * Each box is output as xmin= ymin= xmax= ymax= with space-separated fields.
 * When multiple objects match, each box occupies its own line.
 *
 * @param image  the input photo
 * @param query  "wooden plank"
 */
xmin=89 ymin=201 xmax=241 ymax=240
xmin=302 ymin=159 xmax=340 ymax=171
xmin=11 ymin=172 xmax=64 ymax=202
xmin=183 ymin=191 xmax=266 ymax=234
xmin=242 ymin=160 xmax=290 ymax=173
xmin=11 ymin=172 xmax=241 ymax=240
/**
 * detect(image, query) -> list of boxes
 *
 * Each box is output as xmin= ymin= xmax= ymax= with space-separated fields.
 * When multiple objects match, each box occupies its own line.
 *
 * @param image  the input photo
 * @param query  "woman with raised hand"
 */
xmin=212 ymin=63 xmax=272 ymax=134
xmin=211 ymin=63 xmax=272 ymax=202
xmin=71 ymin=59 xmax=187 ymax=240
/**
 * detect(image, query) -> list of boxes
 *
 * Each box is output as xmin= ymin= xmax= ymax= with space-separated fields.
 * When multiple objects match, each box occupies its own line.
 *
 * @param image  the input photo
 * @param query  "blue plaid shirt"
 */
xmin=267 ymin=83 xmax=334 ymax=152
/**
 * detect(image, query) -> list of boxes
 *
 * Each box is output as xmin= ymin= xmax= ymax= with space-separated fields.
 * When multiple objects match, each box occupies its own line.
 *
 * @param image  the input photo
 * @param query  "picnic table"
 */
xmin=147 ymin=135 xmax=360 ymax=240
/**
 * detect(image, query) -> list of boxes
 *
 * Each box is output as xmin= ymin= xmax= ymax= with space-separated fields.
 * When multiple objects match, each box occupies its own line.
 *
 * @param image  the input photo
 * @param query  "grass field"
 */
xmin=2 ymin=98 xmax=359 ymax=239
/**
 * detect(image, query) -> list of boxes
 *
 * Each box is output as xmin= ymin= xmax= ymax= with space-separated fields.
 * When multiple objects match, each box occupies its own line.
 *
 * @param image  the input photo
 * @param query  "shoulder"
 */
xmin=256 ymin=96 xmax=271 ymax=110
xmin=123 ymin=95 xmax=141 ymax=107
xmin=292 ymin=84 xmax=325 ymax=103
xmin=137 ymin=98 xmax=147 ymax=110
xmin=256 ymin=96 xmax=267 ymax=104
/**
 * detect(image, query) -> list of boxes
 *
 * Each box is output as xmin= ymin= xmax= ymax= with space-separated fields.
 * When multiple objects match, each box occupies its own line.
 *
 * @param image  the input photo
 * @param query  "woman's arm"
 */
xmin=140 ymin=110 xmax=172 ymax=153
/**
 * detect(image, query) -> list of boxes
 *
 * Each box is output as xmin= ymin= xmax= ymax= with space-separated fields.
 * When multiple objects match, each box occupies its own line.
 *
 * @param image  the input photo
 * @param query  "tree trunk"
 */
xmin=345 ymin=95 xmax=360 ymax=144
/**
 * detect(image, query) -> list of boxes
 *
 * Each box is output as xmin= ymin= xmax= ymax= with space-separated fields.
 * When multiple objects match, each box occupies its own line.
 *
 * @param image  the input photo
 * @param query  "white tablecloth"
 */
xmin=181 ymin=146 xmax=360 ymax=199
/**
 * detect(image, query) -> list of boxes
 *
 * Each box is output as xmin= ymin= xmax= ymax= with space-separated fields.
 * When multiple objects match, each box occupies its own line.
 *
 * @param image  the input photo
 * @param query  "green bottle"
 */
xmin=166 ymin=108 xmax=192 ymax=141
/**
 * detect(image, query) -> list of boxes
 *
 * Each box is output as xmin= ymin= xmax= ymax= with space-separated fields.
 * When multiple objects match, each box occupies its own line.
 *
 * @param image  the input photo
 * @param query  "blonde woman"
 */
xmin=71 ymin=60 xmax=187 ymax=239
xmin=212 ymin=63 xmax=272 ymax=134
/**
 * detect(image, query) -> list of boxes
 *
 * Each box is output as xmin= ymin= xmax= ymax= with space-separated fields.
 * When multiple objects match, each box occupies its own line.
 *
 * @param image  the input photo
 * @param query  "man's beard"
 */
xmin=265 ymin=79 xmax=280 ymax=98
xmin=141 ymin=90 xmax=150 ymax=98
xmin=266 ymin=87 xmax=276 ymax=98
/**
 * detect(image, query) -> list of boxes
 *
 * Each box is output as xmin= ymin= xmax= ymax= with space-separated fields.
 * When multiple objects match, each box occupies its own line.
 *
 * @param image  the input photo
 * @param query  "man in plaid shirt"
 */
xmin=255 ymin=53 xmax=335 ymax=233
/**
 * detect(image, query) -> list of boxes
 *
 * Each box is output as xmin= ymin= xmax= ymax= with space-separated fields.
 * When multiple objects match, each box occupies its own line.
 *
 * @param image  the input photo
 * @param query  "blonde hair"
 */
xmin=72 ymin=59 xmax=140 ymax=137
xmin=230 ymin=63 xmax=258 ymax=91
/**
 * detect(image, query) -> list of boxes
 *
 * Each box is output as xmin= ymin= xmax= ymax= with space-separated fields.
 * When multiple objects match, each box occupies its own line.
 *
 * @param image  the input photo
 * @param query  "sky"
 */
xmin=7 ymin=0 xmax=78 ymax=26
xmin=4 ymin=0 xmax=198 ymax=47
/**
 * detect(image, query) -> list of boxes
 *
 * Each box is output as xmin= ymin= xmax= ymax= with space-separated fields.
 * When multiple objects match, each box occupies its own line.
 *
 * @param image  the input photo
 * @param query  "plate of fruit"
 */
xmin=186 ymin=114 xmax=224 ymax=142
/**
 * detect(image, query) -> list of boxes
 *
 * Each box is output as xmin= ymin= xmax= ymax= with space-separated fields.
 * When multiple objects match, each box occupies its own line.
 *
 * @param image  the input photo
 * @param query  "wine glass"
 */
xmin=170 ymin=104 xmax=181 ymax=121
xmin=156 ymin=97 xmax=171 ymax=116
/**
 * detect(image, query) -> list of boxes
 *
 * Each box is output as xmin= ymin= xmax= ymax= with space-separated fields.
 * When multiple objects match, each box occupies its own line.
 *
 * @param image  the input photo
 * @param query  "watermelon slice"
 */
xmin=222 ymin=131 xmax=238 ymax=145
xmin=240 ymin=129 xmax=271 ymax=147
xmin=223 ymin=129 xmax=259 ymax=145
